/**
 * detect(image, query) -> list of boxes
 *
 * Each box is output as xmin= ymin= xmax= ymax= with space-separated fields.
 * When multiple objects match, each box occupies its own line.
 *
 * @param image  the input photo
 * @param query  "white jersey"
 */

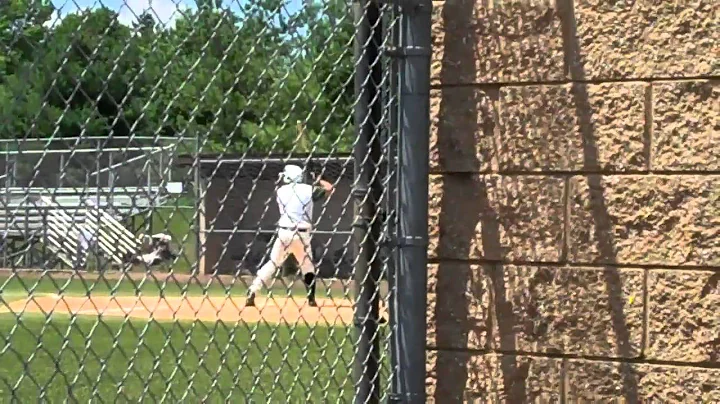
xmin=276 ymin=183 xmax=315 ymax=229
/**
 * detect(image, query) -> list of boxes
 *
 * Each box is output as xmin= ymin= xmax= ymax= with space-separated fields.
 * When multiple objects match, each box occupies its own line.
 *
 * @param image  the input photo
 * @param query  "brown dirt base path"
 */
xmin=0 ymin=295 xmax=356 ymax=325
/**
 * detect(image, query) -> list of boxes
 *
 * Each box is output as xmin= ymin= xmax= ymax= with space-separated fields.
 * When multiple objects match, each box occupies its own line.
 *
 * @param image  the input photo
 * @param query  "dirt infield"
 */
xmin=0 ymin=295 xmax=356 ymax=325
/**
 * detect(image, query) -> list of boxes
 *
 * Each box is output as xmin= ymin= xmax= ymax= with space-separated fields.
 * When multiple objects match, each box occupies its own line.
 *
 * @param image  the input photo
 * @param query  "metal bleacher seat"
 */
xmin=0 ymin=187 xmax=164 ymax=269
xmin=42 ymin=197 xmax=145 ymax=268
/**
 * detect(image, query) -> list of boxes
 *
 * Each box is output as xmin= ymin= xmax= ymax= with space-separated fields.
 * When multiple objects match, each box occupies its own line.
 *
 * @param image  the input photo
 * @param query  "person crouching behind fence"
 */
xmin=129 ymin=233 xmax=177 ymax=266
xmin=246 ymin=164 xmax=334 ymax=308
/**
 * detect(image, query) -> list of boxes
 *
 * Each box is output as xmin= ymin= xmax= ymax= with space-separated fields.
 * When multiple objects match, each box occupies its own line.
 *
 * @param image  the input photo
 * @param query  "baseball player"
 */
xmin=75 ymin=226 xmax=97 ymax=269
xmin=246 ymin=164 xmax=334 ymax=307
xmin=130 ymin=233 xmax=177 ymax=266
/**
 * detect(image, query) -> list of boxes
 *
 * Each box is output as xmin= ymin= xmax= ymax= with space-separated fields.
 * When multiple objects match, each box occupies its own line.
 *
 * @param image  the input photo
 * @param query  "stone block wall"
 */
xmin=427 ymin=0 xmax=719 ymax=401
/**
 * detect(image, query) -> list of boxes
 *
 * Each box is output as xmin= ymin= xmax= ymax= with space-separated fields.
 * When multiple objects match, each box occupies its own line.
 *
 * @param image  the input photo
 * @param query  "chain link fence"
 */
xmin=0 ymin=0 xmax=431 ymax=401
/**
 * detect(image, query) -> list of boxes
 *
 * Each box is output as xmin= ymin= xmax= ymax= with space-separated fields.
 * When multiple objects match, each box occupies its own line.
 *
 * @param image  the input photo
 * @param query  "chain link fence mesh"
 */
xmin=0 ymin=0 xmax=403 ymax=401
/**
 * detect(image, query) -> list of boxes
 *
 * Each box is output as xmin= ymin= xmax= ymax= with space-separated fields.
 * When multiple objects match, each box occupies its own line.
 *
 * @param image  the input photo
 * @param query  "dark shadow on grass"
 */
xmin=559 ymin=0 xmax=640 ymax=400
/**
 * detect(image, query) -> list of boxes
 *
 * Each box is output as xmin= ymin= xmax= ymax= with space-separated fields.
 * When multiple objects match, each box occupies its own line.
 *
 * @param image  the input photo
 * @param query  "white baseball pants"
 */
xmin=248 ymin=228 xmax=316 ymax=294
xmin=75 ymin=227 xmax=97 ymax=268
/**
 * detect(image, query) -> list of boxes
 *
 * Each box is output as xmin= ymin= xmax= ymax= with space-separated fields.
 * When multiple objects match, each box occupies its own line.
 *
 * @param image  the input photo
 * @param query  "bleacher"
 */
xmin=0 ymin=187 xmax=169 ymax=268
xmin=0 ymin=137 xmax=185 ymax=269
xmin=0 ymin=187 xmax=166 ymax=236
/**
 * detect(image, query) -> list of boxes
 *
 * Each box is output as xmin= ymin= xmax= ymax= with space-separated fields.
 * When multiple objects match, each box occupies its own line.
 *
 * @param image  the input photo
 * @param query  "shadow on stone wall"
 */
xmin=433 ymin=0 xmax=525 ymax=400
xmin=432 ymin=0 xmax=640 ymax=401
xmin=433 ymin=0 xmax=553 ymax=399
xmin=559 ymin=0 xmax=639 ymax=399
xmin=432 ymin=0 xmax=473 ymax=399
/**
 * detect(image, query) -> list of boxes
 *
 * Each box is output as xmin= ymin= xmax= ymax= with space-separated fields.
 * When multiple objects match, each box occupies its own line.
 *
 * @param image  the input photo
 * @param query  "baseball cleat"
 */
xmin=303 ymin=273 xmax=317 ymax=307
xmin=245 ymin=291 xmax=256 ymax=307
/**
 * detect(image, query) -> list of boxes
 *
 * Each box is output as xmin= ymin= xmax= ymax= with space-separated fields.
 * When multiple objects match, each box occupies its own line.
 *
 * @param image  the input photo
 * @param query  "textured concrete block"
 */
xmin=427 ymin=263 xmax=491 ymax=350
xmin=647 ymin=270 xmax=720 ymax=363
xmin=572 ymin=0 xmax=720 ymax=80
xmin=653 ymin=80 xmax=720 ymax=170
xmin=567 ymin=361 xmax=720 ymax=402
xmin=430 ymin=88 xmax=497 ymax=173
xmin=498 ymin=83 xmax=647 ymax=171
xmin=428 ymin=174 xmax=565 ymax=262
xmin=426 ymin=351 xmax=562 ymax=403
xmin=431 ymin=0 xmax=565 ymax=85
xmin=569 ymin=175 xmax=720 ymax=265
xmin=494 ymin=266 xmax=644 ymax=358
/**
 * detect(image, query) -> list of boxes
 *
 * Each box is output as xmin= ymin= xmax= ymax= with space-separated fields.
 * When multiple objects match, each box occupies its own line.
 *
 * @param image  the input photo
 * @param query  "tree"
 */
xmin=0 ymin=0 xmax=357 ymax=155
xmin=0 ymin=0 xmax=54 ymax=79
xmin=278 ymin=0 xmax=355 ymax=153
xmin=0 ymin=0 xmax=54 ymax=140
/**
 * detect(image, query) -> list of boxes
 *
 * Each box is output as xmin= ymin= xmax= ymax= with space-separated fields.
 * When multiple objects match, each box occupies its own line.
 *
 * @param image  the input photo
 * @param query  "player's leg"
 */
xmin=75 ymin=227 xmax=94 ymax=269
xmin=288 ymin=231 xmax=318 ymax=307
xmin=246 ymin=230 xmax=291 ymax=306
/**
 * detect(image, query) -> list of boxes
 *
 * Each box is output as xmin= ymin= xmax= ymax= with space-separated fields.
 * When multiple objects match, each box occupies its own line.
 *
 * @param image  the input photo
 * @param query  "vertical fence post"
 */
xmin=353 ymin=0 xmax=383 ymax=402
xmin=58 ymin=153 xmax=64 ymax=188
xmin=2 ymin=143 xmax=8 ymax=267
xmin=108 ymin=152 xmax=114 ymax=209
xmin=394 ymin=0 xmax=432 ymax=401
xmin=369 ymin=7 xmax=385 ymax=402
xmin=194 ymin=137 xmax=203 ymax=275
xmin=387 ymin=3 xmax=401 ymax=397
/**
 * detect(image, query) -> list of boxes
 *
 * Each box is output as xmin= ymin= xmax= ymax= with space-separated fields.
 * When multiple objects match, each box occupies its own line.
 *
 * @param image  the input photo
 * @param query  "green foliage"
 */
xmin=0 ymin=0 xmax=54 ymax=76
xmin=0 ymin=0 xmax=354 ymax=153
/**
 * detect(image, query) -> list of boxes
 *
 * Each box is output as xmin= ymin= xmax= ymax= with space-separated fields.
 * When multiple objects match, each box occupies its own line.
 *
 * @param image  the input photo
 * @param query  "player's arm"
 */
xmin=311 ymin=176 xmax=334 ymax=201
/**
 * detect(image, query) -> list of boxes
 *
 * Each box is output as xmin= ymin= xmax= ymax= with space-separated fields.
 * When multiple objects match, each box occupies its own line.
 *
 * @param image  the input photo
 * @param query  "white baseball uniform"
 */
xmin=248 ymin=181 xmax=326 ymax=294
xmin=75 ymin=226 xmax=97 ymax=268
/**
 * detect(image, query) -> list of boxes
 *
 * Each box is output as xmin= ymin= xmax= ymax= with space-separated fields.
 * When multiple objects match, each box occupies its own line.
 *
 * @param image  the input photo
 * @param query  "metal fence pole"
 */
xmin=108 ymin=152 xmax=114 ymax=209
xmin=2 ymin=143 xmax=8 ymax=267
xmin=194 ymin=137 xmax=203 ymax=275
xmin=368 ymin=6 xmax=386 ymax=403
xmin=387 ymin=3 xmax=401 ymax=397
xmin=394 ymin=0 xmax=432 ymax=401
xmin=353 ymin=0 xmax=383 ymax=401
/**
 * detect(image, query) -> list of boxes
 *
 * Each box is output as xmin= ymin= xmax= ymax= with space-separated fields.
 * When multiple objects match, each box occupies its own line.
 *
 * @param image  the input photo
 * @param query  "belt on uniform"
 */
xmin=280 ymin=227 xmax=310 ymax=232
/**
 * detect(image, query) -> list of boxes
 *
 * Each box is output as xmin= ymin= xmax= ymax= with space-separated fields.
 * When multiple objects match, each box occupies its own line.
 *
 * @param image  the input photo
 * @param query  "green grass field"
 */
xmin=0 ymin=199 xmax=389 ymax=401
xmin=0 ymin=274 xmax=354 ymax=301
xmin=0 ymin=184 xmax=394 ymax=399
xmin=0 ymin=273 xmax=390 ymax=401
xmin=0 ymin=314 xmax=390 ymax=402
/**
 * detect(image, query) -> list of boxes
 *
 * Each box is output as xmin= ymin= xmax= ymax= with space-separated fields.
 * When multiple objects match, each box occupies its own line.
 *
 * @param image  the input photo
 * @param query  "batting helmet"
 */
xmin=281 ymin=164 xmax=304 ymax=184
